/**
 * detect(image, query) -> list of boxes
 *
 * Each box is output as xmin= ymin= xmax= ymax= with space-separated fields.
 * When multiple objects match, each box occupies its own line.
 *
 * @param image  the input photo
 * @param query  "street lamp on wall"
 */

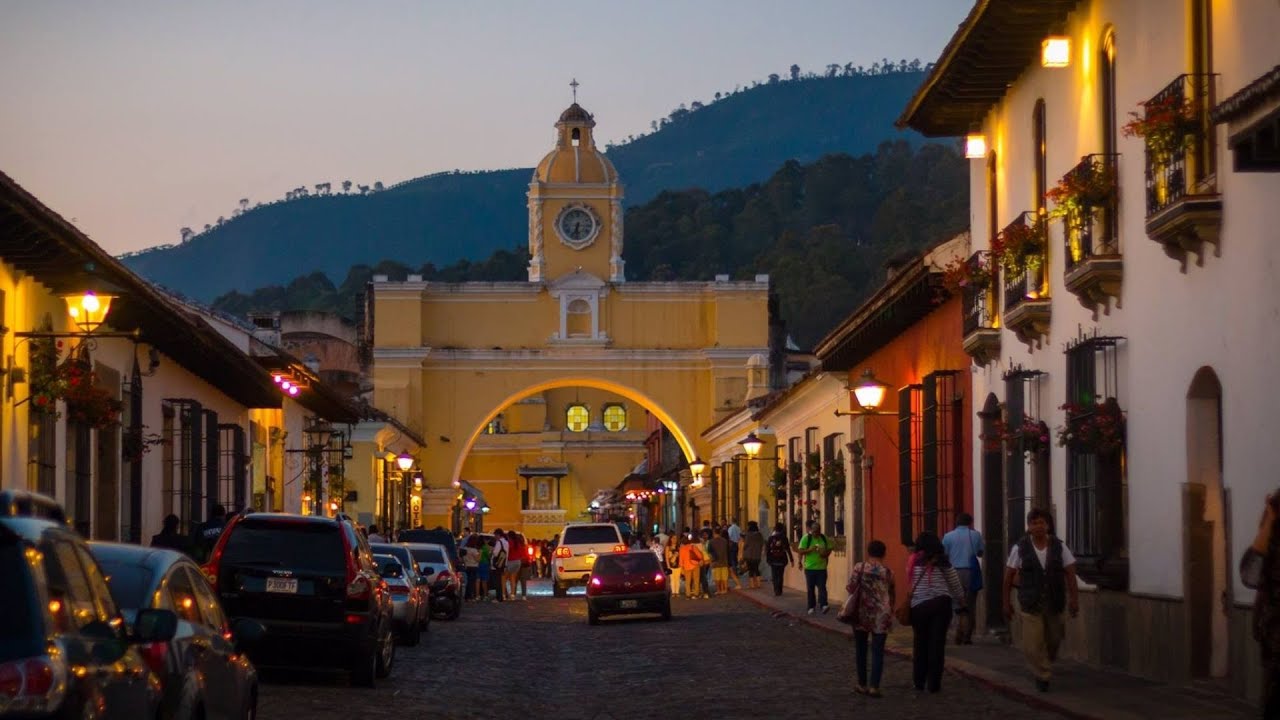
xmin=396 ymin=452 xmax=414 ymax=472
xmin=835 ymin=369 xmax=896 ymax=417
xmin=739 ymin=432 xmax=764 ymax=458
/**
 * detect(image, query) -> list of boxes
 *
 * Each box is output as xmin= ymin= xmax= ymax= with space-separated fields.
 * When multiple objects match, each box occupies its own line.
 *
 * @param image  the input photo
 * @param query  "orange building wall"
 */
xmin=853 ymin=294 xmax=972 ymax=592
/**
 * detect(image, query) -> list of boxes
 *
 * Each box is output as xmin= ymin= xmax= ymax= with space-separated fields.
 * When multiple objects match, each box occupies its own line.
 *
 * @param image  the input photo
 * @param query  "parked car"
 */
xmin=396 ymin=528 xmax=459 ymax=564
xmin=368 ymin=543 xmax=432 ymax=629
xmin=585 ymin=550 xmax=671 ymax=625
xmin=552 ymin=522 xmax=626 ymax=597
xmin=372 ymin=554 xmax=426 ymax=646
xmin=401 ymin=542 xmax=463 ymax=620
xmin=0 ymin=490 xmax=177 ymax=719
xmin=202 ymin=512 xmax=396 ymax=688
xmin=90 ymin=542 xmax=262 ymax=720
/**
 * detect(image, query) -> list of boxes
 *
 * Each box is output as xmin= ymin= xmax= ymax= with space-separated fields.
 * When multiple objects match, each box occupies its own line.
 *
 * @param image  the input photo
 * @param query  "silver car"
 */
xmin=374 ymin=554 xmax=427 ymax=646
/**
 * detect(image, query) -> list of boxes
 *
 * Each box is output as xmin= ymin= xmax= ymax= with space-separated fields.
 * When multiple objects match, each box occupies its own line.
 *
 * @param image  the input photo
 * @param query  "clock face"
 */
xmin=557 ymin=206 xmax=598 ymax=248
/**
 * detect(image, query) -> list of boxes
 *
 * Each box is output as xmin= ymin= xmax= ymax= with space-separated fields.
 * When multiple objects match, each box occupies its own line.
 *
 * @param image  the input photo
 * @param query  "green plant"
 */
xmin=804 ymin=452 xmax=821 ymax=492
xmin=788 ymin=461 xmax=804 ymax=496
xmin=821 ymin=459 xmax=846 ymax=497
xmin=990 ymin=215 xmax=1048 ymax=273
xmin=1122 ymin=94 xmax=1200 ymax=161
xmin=770 ymin=467 xmax=788 ymax=498
xmin=1046 ymin=158 xmax=1117 ymax=232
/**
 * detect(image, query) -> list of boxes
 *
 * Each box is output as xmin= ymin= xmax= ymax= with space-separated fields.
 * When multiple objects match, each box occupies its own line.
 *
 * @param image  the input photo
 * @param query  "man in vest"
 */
xmin=1002 ymin=508 xmax=1079 ymax=693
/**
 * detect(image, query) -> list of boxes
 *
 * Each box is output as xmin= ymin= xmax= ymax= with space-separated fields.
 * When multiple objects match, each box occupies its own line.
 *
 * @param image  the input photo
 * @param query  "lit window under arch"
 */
xmin=602 ymin=404 xmax=627 ymax=432
xmin=566 ymin=404 xmax=589 ymax=432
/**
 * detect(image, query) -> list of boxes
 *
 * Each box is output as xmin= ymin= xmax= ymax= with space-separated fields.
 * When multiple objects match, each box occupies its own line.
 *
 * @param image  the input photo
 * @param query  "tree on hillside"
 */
xmin=374 ymin=181 xmax=384 ymax=192
xmin=789 ymin=64 xmax=800 ymax=81
xmin=239 ymin=198 xmax=249 ymax=213
xmin=179 ymin=227 xmax=193 ymax=243
xmin=826 ymin=64 xmax=839 ymax=77
xmin=342 ymin=180 xmax=352 ymax=194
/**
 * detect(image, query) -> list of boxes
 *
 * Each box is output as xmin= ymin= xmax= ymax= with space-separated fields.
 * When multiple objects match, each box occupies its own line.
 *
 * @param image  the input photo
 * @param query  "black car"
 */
xmin=0 ymin=490 xmax=177 ymax=719
xmin=396 ymin=528 xmax=459 ymax=563
xmin=90 ymin=542 xmax=262 ymax=720
xmin=203 ymin=513 xmax=396 ymax=688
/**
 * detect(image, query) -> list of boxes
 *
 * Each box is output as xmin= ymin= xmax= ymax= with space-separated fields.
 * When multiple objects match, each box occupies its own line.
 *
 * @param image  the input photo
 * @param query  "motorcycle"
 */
xmin=428 ymin=569 xmax=463 ymax=620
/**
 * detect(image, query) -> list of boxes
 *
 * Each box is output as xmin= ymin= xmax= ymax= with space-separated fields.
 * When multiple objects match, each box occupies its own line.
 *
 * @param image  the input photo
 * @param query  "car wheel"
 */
xmin=553 ymin=581 xmax=567 ymax=598
xmin=662 ymin=601 xmax=672 ymax=621
xmin=375 ymin=621 xmax=395 ymax=678
xmin=587 ymin=606 xmax=600 ymax=626
xmin=351 ymin=648 xmax=377 ymax=688
xmin=243 ymin=687 xmax=258 ymax=720
xmin=447 ymin=600 xmax=462 ymax=621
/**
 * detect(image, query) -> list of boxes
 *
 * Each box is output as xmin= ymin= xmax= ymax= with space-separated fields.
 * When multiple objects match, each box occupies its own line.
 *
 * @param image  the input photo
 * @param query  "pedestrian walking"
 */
xmin=461 ymin=536 xmax=480 ymax=601
xmin=741 ymin=521 xmax=764 ymax=589
xmin=504 ymin=530 xmax=525 ymax=600
xmin=849 ymin=540 xmax=895 ymax=698
xmin=1001 ymin=508 xmax=1078 ymax=692
xmin=765 ymin=522 xmax=794 ymax=596
xmin=1242 ymin=490 xmax=1280 ymax=718
xmin=798 ymin=520 xmax=833 ymax=614
xmin=191 ymin=503 xmax=227 ymax=563
xmin=476 ymin=538 xmax=492 ymax=601
xmin=907 ymin=531 xmax=967 ymax=693
xmin=491 ymin=529 xmax=509 ymax=602
xmin=678 ymin=535 xmax=705 ymax=598
xmin=710 ymin=529 xmax=730 ymax=594
xmin=941 ymin=512 xmax=984 ymax=644
xmin=150 ymin=514 xmax=191 ymax=555
xmin=665 ymin=535 xmax=683 ymax=596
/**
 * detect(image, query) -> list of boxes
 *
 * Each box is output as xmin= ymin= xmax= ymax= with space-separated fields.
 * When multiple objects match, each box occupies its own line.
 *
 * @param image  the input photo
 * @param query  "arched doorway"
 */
xmin=1185 ymin=367 xmax=1228 ymax=679
xmin=979 ymin=393 xmax=1006 ymax=631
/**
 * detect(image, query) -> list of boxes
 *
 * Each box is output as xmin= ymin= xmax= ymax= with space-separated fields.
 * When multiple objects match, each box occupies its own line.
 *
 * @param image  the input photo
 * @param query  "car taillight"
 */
xmin=653 ymin=572 xmax=665 ymax=583
xmin=612 ymin=544 xmax=627 ymax=553
xmin=527 ymin=547 xmax=534 ymax=557
xmin=586 ymin=576 xmax=602 ymax=596
xmin=389 ymin=585 xmax=410 ymax=596
xmin=0 ymin=656 xmax=66 ymax=711
xmin=589 ymin=577 xmax=602 ymax=586
xmin=200 ymin=564 xmax=217 ymax=588
xmin=555 ymin=547 xmax=572 ymax=558
xmin=140 ymin=642 xmax=168 ymax=675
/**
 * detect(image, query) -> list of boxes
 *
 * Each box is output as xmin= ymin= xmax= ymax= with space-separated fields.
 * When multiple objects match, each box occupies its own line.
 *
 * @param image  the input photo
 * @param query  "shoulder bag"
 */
xmin=837 ymin=565 xmax=865 ymax=625
xmin=968 ymin=530 xmax=984 ymax=593
xmin=894 ymin=564 xmax=925 ymax=626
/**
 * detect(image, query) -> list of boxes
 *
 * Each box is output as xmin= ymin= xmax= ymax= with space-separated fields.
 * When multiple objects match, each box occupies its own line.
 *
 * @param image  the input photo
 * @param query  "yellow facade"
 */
xmin=369 ymin=101 xmax=772 ymax=535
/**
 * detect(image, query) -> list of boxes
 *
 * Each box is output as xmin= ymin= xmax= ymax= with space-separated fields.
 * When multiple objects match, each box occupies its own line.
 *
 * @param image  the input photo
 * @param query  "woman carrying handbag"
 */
xmin=839 ymin=540 xmax=895 ymax=697
xmin=904 ymin=531 xmax=968 ymax=693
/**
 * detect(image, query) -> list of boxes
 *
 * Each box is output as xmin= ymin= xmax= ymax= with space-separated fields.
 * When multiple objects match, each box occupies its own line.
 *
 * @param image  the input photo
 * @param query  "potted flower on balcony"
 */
xmin=1122 ymin=94 xmax=1200 ymax=161
xmin=982 ymin=416 xmax=1051 ymax=458
xmin=61 ymin=358 xmax=123 ymax=430
xmin=1046 ymin=157 xmax=1118 ymax=232
xmin=1056 ymin=398 xmax=1126 ymax=455
xmin=940 ymin=252 xmax=994 ymax=293
xmin=990 ymin=216 xmax=1048 ymax=272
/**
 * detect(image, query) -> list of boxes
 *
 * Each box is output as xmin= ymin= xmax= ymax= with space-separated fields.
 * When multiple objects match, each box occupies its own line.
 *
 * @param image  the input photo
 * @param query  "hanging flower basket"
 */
xmin=990 ymin=216 xmax=1048 ymax=273
xmin=821 ymin=459 xmax=846 ymax=498
xmin=1057 ymin=398 xmax=1126 ymax=455
xmin=27 ymin=339 xmax=67 ymax=414
xmin=1122 ymin=95 xmax=1200 ymax=162
xmin=1046 ymin=158 xmax=1117 ymax=232
xmin=940 ymin=252 xmax=994 ymax=293
xmin=788 ymin=461 xmax=803 ymax=496
xmin=981 ymin=416 xmax=1051 ymax=457
xmin=60 ymin=358 xmax=122 ymax=431
xmin=804 ymin=452 xmax=822 ymax=493
xmin=770 ymin=467 xmax=788 ymax=498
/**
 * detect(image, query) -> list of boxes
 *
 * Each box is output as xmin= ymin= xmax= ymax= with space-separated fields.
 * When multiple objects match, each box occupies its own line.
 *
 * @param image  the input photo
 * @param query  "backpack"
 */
xmin=766 ymin=535 xmax=789 ymax=563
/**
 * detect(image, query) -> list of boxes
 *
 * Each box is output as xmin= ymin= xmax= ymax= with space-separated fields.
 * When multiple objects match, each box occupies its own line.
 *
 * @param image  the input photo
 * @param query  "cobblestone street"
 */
xmin=258 ymin=581 xmax=1064 ymax=720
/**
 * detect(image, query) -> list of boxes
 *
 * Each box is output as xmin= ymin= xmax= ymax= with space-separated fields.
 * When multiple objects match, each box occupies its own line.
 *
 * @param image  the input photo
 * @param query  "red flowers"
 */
xmin=982 ymin=416 xmax=1051 ymax=457
xmin=1121 ymin=94 xmax=1200 ymax=160
xmin=991 ymin=216 xmax=1048 ymax=273
xmin=1057 ymin=398 xmax=1125 ymax=455
xmin=941 ymin=253 xmax=994 ymax=293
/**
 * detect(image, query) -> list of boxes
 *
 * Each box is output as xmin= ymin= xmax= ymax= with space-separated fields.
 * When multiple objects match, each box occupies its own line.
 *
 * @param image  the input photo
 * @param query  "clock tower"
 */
xmin=527 ymin=100 xmax=625 ymax=283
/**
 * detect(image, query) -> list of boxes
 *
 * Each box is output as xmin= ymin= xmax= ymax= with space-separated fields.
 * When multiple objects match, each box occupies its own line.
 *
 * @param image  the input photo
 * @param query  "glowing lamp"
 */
xmin=965 ymin=133 xmax=987 ymax=159
xmin=1041 ymin=36 xmax=1071 ymax=67
xmin=272 ymin=374 xmax=283 ymax=384
xmin=63 ymin=290 xmax=116 ymax=333
xmin=413 ymin=473 xmax=423 ymax=488
xmin=852 ymin=368 xmax=890 ymax=412
xmin=481 ymin=505 xmax=490 ymax=514
xmin=740 ymin=433 xmax=763 ymax=458
xmin=287 ymin=386 xmax=299 ymax=396
xmin=280 ymin=380 xmax=292 ymax=390
xmin=688 ymin=457 xmax=706 ymax=478
xmin=464 ymin=498 xmax=477 ymax=511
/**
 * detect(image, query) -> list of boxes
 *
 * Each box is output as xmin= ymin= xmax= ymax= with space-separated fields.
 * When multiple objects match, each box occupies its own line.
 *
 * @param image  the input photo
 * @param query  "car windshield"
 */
xmin=96 ymin=560 xmax=156 ymax=609
xmin=592 ymin=553 xmax=659 ymax=576
xmin=409 ymin=547 xmax=446 ymax=565
xmin=0 ymin=538 xmax=42 ymax=663
xmin=220 ymin=520 xmax=346 ymax=573
xmin=370 ymin=544 xmax=416 ymax=573
xmin=562 ymin=526 xmax=620 ymax=545
xmin=375 ymin=556 xmax=404 ymax=578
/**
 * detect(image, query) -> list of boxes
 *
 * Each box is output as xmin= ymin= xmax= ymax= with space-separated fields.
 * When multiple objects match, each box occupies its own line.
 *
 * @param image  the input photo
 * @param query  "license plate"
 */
xmin=265 ymin=577 xmax=298 ymax=594
xmin=619 ymin=600 xmax=638 ymax=609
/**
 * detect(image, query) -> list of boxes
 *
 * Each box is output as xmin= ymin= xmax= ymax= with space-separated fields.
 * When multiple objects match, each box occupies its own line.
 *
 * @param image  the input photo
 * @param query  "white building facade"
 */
xmin=901 ymin=0 xmax=1280 ymax=702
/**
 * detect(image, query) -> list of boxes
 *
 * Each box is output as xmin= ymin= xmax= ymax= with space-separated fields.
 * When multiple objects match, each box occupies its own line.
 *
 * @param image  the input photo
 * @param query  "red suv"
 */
xmin=202 ymin=513 xmax=396 ymax=687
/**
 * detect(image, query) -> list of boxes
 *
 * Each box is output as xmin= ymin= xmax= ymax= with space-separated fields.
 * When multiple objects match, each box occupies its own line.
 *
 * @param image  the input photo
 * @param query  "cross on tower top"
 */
xmin=570 ymin=78 xmax=579 ymax=103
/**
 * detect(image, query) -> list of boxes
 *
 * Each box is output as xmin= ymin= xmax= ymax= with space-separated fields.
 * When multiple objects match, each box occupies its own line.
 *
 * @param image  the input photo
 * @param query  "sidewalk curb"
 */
xmin=732 ymin=589 xmax=1112 ymax=720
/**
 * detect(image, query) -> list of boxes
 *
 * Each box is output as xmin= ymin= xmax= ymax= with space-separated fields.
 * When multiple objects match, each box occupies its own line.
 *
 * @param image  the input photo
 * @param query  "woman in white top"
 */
xmin=906 ymin=530 xmax=968 ymax=694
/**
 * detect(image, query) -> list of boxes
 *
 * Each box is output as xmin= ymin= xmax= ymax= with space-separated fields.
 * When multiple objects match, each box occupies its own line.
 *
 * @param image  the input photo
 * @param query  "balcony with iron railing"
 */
xmin=997 ymin=212 xmax=1052 ymax=349
xmin=960 ymin=253 xmax=1000 ymax=366
xmin=1059 ymin=153 xmax=1124 ymax=316
xmin=1140 ymin=73 xmax=1221 ymax=270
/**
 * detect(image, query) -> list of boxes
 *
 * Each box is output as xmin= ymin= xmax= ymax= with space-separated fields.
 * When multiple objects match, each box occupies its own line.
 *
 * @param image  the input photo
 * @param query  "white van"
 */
xmin=551 ymin=522 xmax=626 ymax=597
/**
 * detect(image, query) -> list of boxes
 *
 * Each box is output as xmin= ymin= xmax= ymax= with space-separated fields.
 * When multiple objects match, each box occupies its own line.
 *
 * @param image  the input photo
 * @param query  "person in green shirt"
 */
xmin=798 ymin=520 xmax=833 ymax=614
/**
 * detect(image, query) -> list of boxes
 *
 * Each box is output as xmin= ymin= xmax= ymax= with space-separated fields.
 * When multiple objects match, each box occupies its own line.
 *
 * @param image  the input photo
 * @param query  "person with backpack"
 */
xmin=765 ymin=522 xmax=794 ymax=596
xmin=942 ymin=512 xmax=984 ymax=644
xmin=798 ymin=520 xmax=834 ymax=614
xmin=491 ymin=529 xmax=509 ymax=602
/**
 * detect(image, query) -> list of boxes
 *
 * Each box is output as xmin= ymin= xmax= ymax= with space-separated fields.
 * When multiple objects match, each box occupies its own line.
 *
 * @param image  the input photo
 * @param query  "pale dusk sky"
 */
xmin=0 ymin=0 xmax=969 ymax=255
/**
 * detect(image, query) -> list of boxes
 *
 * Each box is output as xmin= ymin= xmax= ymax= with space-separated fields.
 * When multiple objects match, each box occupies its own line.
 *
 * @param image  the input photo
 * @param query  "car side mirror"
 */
xmin=82 ymin=619 xmax=129 ymax=663
xmin=231 ymin=618 xmax=266 ymax=652
xmin=132 ymin=608 xmax=179 ymax=644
